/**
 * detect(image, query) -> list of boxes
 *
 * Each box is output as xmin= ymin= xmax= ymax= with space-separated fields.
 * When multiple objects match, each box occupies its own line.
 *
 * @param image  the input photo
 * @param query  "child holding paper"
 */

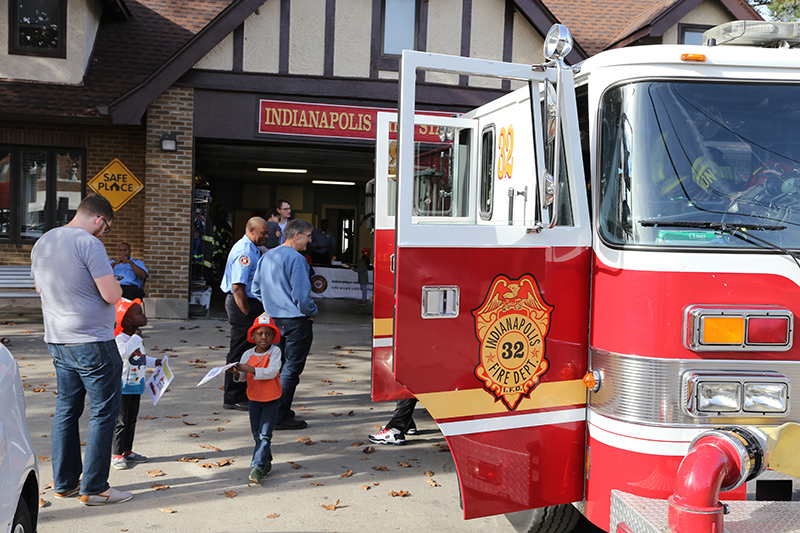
xmin=228 ymin=313 xmax=282 ymax=484
xmin=112 ymin=298 xmax=162 ymax=470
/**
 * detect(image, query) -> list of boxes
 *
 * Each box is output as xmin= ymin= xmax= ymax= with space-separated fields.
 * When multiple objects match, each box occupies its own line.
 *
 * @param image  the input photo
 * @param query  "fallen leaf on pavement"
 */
xmin=164 ymin=415 xmax=182 ymax=419
xmin=300 ymin=474 xmax=314 ymax=478
xmin=158 ymin=508 xmax=176 ymax=514
xmin=348 ymin=411 xmax=354 ymax=416
xmin=389 ymin=490 xmax=410 ymax=497
xmin=216 ymin=427 xmax=225 ymax=432
xmin=427 ymin=479 xmax=441 ymax=487
xmin=331 ymin=412 xmax=342 ymax=417
xmin=43 ymin=482 xmax=53 ymax=490
xmin=38 ymin=455 xmax=50 ymax=462
xmin=145 ymin=470 xmax=165 ymax=477
xmin=32 ymin=388 xmax=47 ymax=393
xmin=218 ymin=459 xmax=234 ymax=466
xmin=363 ymin=446 xmax=375 ymax=454
xmin=223 ymin=491 xmax=237 ymax=498
xmin=374 ymin=482 xmax=380 ymax=485
xmin=39 ymin=498 xmax=49 ymax=508
xmin=312 ymin=482 xmax=324 ymax=486
xmin=183 ymin=421 xmax=197 ymax=426
xmin=341 ymin=470 xmax=353 ymax=478
xmin=398 ymin=462 xmax=411 ymax=468
xmin=361 ymin=485 xmax=371 ymax=490
xmin=266 ymin=513 xmax=279 ymax=518
xmin=424 ymin=471 xmax=435 ymax=477
xmin=177 ymin=456 xmax=204 ymax=462
xmin=328 ymin=391 xmax=342 ymax=396
xmin=350 ymin=441 xmax=363 ymax=447
xmin=200 ymin=444 xmax=222 ymax=451
xmin=333 ymin=345 xmax=342 ymax=349
xmin=188 ymin=433 xmax=199 ymax=438
xmin=296 ymin=437 xmax=312 ymax=443
xmin=321 ymin=379 xmax=332 ymax=383
xmin=373 ymin=466 xmax=389 ymax=471
xmin=151 ymin=484 xmax=170 ymax=491
xmin=140 ymin=415 xmax=157 ymax=420
xmin=347 ymin=379 xmax=357 ymax=382
xmin=322 ymin=499 xmax=341 ymax=510
xmin=288 ymin=461 xmax=303 ymax=469
xmin=320 ymin=440 xmax=338 ymax=443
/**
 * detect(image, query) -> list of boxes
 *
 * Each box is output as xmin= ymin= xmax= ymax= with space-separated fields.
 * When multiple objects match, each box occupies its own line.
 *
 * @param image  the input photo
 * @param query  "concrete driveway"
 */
xmin=3 ymin=301 xmax=516 ymax=532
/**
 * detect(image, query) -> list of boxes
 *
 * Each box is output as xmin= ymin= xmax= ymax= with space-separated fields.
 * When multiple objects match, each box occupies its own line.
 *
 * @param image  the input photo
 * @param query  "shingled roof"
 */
xmin=542 ymin=0 xmax=760 ymax=56
xmin=0 ymin=0 xmax=262 ymax=124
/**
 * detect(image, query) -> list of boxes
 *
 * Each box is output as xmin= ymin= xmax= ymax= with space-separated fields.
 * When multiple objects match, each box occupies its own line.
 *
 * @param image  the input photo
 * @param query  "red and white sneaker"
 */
xmin=369 ymin=427 xmax=406 ymax=445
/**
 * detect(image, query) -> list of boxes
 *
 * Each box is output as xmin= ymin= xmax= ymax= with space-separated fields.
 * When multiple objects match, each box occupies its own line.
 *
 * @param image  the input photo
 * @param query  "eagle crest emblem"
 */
xmin=472 ymin=274 xmax=553 ymax=410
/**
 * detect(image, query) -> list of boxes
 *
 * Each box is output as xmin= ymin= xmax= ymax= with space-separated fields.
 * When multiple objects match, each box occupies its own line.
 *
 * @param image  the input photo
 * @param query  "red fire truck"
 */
xmin=370 ymin=21 xmax=800 ymax=533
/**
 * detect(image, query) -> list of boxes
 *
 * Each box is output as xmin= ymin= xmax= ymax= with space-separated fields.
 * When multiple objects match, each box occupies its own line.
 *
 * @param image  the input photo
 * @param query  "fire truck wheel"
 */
xmin=504 ymin=504 xmax=581 ymax=533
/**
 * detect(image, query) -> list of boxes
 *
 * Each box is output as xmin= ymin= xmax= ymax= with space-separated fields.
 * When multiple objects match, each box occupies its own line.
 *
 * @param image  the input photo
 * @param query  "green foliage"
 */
xmin=748 ymin=0 xmax=800 ymax=21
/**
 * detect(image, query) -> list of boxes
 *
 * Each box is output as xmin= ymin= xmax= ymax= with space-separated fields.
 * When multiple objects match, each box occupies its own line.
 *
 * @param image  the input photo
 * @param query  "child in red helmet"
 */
xmin=112 ymin=298 xmax=162 ymax=470
xmin=227 ymin=313 xmax=282 ymax=484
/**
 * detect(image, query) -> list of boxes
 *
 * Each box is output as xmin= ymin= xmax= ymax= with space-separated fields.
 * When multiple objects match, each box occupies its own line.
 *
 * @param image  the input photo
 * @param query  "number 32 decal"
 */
xmin=497 ymin=125 xmax=514 ymax=180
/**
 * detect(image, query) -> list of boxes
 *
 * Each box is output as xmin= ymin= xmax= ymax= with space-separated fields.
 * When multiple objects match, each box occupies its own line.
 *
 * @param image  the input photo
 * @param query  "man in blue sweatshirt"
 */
xmin=252 ymin=219 xmax=318 ymax=430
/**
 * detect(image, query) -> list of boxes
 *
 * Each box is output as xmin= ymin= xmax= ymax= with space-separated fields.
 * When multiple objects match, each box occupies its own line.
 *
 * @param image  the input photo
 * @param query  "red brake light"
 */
xmin=747 ymin=317 xmax=789 ymax=345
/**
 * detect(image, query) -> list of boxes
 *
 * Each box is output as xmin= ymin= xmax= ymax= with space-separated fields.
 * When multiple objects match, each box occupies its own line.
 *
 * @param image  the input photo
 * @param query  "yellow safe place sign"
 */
xmin=88 ymin=159 xmax=143 ymax=211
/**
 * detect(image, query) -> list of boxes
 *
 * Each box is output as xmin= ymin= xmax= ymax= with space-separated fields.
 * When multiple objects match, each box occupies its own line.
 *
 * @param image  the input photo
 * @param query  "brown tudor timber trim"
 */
xmin=102 ymin=0 xmax=265 ymax=125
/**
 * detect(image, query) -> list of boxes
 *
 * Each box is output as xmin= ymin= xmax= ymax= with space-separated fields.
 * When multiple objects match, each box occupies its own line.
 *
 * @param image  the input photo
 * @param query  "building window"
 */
xmin=678 ymin=23 xmax=712 ymax=46
xmin=9 ymin=0 xmax=67 ymax=58
xmin=0 ymin=147 xmax=85 ymax=243
xmin=382 ymin=0 xmax=417 ymax=56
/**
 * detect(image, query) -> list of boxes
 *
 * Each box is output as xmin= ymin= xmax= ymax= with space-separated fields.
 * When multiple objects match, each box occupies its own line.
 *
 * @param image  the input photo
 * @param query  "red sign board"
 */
xmin=258 ymin=100 xmax=452 ymax=142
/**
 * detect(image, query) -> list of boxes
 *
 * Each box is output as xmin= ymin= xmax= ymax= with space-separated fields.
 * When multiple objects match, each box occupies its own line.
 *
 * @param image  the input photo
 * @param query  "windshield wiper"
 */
xmin=639 ymin=219 xmax=785 ymax=231
xmin=639 ymin=218 xmax=800 ymax=264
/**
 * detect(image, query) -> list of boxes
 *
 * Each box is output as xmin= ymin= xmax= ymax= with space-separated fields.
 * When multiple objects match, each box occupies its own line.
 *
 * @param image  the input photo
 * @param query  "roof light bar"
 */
xmin=704 ymin=21 xmax=800 ymax=47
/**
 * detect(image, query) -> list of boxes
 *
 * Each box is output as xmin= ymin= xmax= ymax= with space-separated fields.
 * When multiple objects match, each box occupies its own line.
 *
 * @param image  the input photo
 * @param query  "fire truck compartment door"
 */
xmin=392 ymin=51 xmax=592 ymax=519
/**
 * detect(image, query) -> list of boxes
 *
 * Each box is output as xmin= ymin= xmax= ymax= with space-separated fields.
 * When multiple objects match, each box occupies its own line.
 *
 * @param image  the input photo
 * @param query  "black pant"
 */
xmin=224 ymin=294 xmax=263 ymax=405
xmin=112 ymin=394 xmax=140 ymax=455
xmin=121 ymin=284 xmax=145 ymax=300
xmin=386 ymin=398 xmax=417 ymax=433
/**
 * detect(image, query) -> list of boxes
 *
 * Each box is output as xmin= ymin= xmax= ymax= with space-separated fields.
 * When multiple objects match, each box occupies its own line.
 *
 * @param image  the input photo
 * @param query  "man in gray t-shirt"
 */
xmin=30 ymin=193 xmax=132 ymax=506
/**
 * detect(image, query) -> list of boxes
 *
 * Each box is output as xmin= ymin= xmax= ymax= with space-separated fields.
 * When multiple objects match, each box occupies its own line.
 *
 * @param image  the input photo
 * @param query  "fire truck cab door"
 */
xmin=391 ymin=51 xmax=592 ymax=519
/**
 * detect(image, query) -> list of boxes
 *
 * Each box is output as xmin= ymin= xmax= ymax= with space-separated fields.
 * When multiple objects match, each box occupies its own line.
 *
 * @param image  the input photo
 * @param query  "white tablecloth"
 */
xmin=310 ymin=266 xmax=373 ymax=299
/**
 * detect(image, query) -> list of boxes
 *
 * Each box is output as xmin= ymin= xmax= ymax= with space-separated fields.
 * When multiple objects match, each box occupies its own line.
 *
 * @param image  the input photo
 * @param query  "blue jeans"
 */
xmin=47 ymin=341 xmax=122 ymax=496
xmin=273 ymin=317 xmax=313 ymax=421
xmin=249 ymin=399 xmax=279 ymax=469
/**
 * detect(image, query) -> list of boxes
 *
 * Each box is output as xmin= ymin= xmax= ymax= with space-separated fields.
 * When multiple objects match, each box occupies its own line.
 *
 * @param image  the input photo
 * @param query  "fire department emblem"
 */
xmin=472 ymin=274 xmax=553 ymax=411
xmin=238 ymin=255 xmax=250 ymax=267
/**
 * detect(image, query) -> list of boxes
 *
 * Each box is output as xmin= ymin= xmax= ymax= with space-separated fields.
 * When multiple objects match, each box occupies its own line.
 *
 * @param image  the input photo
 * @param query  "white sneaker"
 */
xmin=369 ymin=427 xmax=406 ymax=445
xmin=80 ymin=487 xmax=133 ymax=506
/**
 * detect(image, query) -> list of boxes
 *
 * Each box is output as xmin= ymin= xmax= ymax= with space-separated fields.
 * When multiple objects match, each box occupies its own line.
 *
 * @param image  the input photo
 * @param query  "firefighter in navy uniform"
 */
xmin=220 ymin=217 xmax=269 ymax=410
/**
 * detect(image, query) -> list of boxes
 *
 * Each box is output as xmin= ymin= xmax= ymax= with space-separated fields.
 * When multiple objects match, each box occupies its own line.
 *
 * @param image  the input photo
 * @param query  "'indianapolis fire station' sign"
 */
xmin=88 ymin=159 xmax=143 ymax=211
xmin=473 ymin=274 xmax=553 ymax=410
xmin=258 ymin=100 xmax=452 ymax=142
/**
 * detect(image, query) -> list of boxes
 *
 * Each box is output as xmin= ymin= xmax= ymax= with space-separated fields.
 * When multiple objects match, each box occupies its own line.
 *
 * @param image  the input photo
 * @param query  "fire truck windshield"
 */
xmin=599 ymin=80 xmax=800 ymax=250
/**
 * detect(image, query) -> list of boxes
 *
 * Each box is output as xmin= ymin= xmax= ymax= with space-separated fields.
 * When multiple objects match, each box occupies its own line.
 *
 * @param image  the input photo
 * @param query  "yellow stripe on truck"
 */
xmin=415 ymin=379 xmax=586 ymax=420
xmin=373 ymin=318 xmax=393 ymax=337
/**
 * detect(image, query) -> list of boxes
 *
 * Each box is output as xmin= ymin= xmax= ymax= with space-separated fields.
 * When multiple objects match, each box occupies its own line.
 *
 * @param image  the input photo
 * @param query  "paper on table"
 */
xmin=146 ymin=355 xmax=174 ymax=406
xmin=197 ymin=362 xmax=237 ymax=386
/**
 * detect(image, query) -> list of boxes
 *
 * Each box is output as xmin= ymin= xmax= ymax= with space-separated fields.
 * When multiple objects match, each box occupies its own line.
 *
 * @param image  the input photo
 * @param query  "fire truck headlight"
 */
xmin=744 ymin=383 xmax=788 ymax=413
xmin=697 ymin=382 xmax=742 ymax=412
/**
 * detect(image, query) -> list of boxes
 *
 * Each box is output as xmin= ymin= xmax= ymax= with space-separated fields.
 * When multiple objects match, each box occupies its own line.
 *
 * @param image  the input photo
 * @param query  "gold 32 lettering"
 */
xmin=497 ymin=125 xmax=514 ymax=180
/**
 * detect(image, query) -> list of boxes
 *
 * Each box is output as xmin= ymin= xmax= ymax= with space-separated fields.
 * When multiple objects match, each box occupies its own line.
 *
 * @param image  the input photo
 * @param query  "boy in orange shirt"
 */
xmin=228 ymin=313 xmax=282 ymax=484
